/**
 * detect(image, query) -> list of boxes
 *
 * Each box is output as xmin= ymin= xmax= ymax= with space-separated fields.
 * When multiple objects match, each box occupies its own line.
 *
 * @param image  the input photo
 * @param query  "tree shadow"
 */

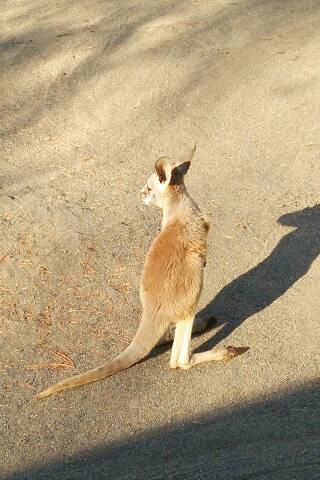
xmin=0 ymin=0 xmax=188 ymax=137
xmin=2 ymin=0 xmax=320 ymax=138
xmin=195 ymin=204 xmax=320 ymax=352
xmin=7 ymin=380 xmax=320 ymax=479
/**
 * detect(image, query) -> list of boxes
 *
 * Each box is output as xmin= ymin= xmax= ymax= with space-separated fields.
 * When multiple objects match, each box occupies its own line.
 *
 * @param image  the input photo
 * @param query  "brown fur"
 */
xmin=36 ymin=145 xmax=248 ymax=400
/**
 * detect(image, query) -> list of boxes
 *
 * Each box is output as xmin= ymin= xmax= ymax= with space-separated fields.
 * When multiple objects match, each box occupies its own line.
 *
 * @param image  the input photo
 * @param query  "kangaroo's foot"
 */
xmin=180 ymin=346 xmax=249 ymax=370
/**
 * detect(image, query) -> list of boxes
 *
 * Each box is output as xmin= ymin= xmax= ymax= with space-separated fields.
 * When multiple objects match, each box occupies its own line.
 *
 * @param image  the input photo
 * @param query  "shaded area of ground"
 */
xmin=8 ymin=381 xmax=320 ymax=479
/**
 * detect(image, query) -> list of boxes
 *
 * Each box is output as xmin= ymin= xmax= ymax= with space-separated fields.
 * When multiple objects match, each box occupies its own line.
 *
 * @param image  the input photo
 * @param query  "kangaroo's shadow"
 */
xmin=194 ymin=204 xmax=320 ymax=353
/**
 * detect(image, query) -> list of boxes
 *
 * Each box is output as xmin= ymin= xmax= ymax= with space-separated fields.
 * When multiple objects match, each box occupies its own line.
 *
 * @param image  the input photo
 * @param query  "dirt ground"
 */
xmin=1 ymin=0 xmax=319 ymax=478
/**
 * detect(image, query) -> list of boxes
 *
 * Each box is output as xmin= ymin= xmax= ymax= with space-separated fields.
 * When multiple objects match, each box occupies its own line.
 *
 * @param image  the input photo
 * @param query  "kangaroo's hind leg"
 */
xmin=170 ymin=318 xmax=249 ymax=370
xmin=177 ymin=316 xmax=194 ymax=368
xmin=170 ymin=320 xmax=189 ymax=369
xmin=169 ymin=316 xmax=194 ymax=369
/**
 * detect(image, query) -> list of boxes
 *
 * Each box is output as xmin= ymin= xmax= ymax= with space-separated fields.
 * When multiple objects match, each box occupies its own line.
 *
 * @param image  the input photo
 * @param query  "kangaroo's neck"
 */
xmin=161 ymin=184 xmax=192 ymax=229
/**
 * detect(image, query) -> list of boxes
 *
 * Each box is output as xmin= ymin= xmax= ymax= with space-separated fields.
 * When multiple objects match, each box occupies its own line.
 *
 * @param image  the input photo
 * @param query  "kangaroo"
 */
xmin=36 ymin=145 xmax=248 ymax=399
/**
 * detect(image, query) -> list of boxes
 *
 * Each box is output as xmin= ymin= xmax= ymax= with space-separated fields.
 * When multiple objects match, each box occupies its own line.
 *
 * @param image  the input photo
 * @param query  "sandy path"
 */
xmin=1 ymin=1 xmax=319 ymax=478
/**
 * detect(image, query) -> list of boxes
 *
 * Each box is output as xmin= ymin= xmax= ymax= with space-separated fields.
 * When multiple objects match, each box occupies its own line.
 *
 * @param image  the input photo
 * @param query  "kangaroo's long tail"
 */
xmin=36 ymin=320 xmax=166 ymax=399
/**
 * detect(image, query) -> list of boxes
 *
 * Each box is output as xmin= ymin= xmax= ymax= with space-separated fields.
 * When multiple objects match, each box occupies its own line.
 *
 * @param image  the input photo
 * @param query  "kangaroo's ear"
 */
xmin=174 ymin=144 xmax=196 ymax=176
xmin=155 ymin=156 xmax=170 ymax=183
xmin=170 ymin=145 xmax=196 ymax=184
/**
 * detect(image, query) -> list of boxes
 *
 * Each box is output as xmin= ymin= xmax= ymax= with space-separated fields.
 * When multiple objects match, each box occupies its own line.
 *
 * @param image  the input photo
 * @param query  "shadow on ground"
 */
xmin=195 ymin=204 xmax=320 ymax=352
xmin=1 ymin=0 xmax=319 ymax=137
xmin=151 ymin=204 xmax=320 ymax=359
xmin=7 ymin=380 xmax=320 ymax=479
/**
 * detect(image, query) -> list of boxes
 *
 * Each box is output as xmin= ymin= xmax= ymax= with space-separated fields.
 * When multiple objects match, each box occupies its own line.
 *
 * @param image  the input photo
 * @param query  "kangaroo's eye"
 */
xmin=147 ymin=185 xmax=151 ymax=192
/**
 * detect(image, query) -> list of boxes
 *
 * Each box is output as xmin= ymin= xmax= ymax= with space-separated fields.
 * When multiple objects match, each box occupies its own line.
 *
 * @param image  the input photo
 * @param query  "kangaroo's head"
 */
xmin=140 ymin=145 xmax=196 ymax=208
